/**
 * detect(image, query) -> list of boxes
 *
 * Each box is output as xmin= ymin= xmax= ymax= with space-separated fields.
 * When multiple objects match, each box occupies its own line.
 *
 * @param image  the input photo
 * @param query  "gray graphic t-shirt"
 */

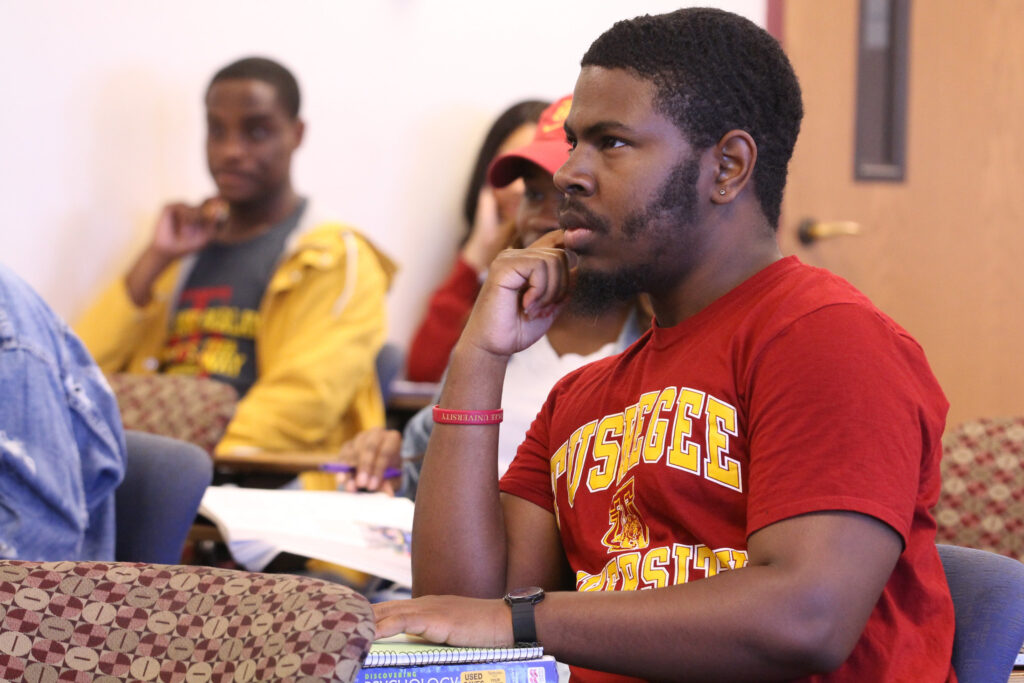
xmin=160 ymin=199 xmax=306 ymax=397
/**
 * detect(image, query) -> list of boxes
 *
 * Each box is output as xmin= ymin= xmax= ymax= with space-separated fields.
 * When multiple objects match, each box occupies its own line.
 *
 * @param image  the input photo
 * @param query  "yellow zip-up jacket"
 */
xmin=76 ymin=212 xmax=396 ymax=456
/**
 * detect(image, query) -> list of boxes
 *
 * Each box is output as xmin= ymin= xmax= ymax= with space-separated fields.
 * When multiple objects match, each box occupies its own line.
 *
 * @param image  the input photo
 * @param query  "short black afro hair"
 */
xmin=582 ymin=8 xmax=803 ymax=229
xmin=207 ymin=56 xmax=301 ymax=119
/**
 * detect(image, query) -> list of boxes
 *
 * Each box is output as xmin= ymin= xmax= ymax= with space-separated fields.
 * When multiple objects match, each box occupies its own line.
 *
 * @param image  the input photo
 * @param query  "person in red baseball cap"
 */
xmin=487 ymin=96 xmax=575 ymax=252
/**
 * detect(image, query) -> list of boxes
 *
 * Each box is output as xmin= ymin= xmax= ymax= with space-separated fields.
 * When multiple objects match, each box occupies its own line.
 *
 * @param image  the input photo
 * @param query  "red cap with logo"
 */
xmin=488 ymin=94 xmax=573 ymax=188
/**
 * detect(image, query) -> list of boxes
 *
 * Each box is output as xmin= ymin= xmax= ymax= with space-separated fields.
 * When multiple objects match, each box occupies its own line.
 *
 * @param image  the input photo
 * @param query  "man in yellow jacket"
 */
xmin=77 ymin=56 xmax=395 ymax=456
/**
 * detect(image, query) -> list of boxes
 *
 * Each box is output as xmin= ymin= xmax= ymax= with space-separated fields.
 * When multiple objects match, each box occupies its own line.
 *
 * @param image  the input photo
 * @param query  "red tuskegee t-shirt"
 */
xmin=501 ymin=256 xmax=956 ymax=683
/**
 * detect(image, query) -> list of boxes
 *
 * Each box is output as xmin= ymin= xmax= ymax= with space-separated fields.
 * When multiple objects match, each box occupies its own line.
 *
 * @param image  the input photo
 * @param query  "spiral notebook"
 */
xmin=363 ymin=634 xmax=544 ymax=668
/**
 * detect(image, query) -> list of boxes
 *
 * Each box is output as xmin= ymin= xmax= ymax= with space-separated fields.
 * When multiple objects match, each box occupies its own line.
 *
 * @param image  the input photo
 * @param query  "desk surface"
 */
xmin=214 ymin=450 xmax=337 ymax=474
xmin=387 ymin=380 xmax=438 ymax=412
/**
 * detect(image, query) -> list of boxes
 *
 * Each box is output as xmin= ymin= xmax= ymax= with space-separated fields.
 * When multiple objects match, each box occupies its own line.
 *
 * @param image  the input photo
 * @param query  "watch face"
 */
xmin=506 ymin=586 xmax=544 ymax=602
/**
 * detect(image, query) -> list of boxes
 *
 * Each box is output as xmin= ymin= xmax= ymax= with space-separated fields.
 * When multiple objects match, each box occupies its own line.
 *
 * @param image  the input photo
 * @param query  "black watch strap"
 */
xmin=504 ymin=586 xmax=545 ymax=646
xmin=509 ymin=600 xmax=539 ymax=645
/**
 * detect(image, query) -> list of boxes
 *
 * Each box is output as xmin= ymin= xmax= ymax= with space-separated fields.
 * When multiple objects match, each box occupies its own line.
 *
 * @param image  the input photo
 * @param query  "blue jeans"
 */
xmin=0 ymin=263 xmax=125 ymax=560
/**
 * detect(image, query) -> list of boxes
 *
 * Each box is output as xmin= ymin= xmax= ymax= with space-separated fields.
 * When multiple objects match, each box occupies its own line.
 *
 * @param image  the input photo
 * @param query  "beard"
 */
xmin=565 ymin=156 xmax=701 ymax=315
xmin=623 ymin=156 xmax=700 ymax=237
xmin=565 ymin=266 xmax=644 ymax=316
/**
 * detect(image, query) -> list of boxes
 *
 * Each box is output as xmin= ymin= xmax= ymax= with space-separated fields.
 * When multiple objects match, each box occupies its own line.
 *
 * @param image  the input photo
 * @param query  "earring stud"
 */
xmin=719 ymin=188 xmax=726 ymax=195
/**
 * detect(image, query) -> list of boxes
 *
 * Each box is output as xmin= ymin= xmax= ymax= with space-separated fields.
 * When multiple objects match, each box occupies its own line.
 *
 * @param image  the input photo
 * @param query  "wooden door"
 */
xmin=779 ymin=0 xmax=1024 ymax=429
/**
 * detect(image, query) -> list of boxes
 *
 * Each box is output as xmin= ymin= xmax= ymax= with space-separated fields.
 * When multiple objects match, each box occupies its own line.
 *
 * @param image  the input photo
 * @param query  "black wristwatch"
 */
xmin=503 ymin=586 xmax=545 ymax=646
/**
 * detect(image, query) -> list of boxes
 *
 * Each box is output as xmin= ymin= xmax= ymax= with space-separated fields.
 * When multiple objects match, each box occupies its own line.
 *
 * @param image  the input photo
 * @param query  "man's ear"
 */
xmin=292 ymin=118 xmax=306 ymax=149
xmin=710 ymin=129 xmax=756 ymax=204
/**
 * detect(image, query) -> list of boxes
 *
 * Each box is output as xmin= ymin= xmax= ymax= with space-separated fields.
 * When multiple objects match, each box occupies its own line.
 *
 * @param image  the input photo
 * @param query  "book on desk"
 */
xmin=357 ymin=636 xmax=557 ymax=683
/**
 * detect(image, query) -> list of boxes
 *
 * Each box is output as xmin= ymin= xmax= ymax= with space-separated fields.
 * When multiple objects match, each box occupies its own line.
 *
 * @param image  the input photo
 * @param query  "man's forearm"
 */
xmin=411 ymin=341 xmax=512 ymax=598
xmin=125 ymin=245 xmax=174 ymax=307
xmin=383 ymin=561 xmax=860 ymax=682
xmin=533 ymin=511 xmax=899 ymax=680
xmin=383 ymin=509 xmax=900 ymax=681
xmin=534 ymin=568 xmax=831 ymax=682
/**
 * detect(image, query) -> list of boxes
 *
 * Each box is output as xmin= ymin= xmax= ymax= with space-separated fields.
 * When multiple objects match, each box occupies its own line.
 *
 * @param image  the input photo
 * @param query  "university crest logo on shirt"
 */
xmin=601 ymin=477 xmax=649 ymax=552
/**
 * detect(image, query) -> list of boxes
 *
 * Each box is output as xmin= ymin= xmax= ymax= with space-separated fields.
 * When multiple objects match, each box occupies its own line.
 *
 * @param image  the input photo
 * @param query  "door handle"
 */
xmin=797 ymin=219 xmax=862 ymax=245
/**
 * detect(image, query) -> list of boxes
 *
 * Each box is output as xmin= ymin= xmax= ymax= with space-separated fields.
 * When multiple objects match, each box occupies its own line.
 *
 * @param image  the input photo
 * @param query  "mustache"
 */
xmin=558 ymin=197 xmax=610 ymax=235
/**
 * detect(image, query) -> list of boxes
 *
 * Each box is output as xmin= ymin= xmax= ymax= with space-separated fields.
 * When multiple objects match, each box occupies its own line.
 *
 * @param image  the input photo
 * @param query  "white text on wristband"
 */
xmin=432 ymin=405 xmax=504 ymax=425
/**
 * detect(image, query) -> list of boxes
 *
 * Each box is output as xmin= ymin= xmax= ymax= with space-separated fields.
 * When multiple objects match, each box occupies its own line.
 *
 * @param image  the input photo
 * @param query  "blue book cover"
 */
xmin=356 ymin=656 xmax=558 ymax=683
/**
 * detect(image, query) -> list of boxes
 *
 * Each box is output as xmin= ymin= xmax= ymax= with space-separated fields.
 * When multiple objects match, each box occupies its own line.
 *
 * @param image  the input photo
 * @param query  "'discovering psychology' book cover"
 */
xmin=356 ymin=656 xmax=558 ymax=683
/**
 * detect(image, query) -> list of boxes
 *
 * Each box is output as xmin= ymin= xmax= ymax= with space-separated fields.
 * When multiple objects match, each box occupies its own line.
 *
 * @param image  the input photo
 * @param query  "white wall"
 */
xmin=0 ymin=0 xmax=765 ymax=350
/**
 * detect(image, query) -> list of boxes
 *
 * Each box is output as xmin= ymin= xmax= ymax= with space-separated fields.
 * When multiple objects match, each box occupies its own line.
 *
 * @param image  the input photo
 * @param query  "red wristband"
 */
xmin=432 ymin=405 xmax=504 ymax=425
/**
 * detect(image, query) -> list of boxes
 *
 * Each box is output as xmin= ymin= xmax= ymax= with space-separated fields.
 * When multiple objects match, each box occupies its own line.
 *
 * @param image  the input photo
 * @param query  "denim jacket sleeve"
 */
xmin=0 ymin=264 xmax=125 ymax=560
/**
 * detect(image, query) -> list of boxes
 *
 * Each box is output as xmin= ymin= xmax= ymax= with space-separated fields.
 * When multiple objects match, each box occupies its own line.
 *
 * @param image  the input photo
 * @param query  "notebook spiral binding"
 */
xmin=365 ymin=645 xmax=544 ymax=668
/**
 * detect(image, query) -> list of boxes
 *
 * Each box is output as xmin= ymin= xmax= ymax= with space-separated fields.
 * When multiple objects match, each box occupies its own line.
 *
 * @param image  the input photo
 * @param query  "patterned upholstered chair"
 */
xmin=934 ymin=416 xmax=1024 ymax=562
xmin=107 ymin=374 xmax=238 ymax=455
xmin=0 ymin=561 xmax=374 ymax=682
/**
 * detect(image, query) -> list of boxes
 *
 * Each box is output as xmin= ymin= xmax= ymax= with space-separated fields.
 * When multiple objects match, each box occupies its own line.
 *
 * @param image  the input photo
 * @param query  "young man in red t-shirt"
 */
xmin=375 ymin=8 xmax=956 ymax=682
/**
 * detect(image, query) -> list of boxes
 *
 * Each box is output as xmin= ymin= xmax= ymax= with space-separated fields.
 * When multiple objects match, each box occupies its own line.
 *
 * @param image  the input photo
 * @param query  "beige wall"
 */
xmin=0 ymin=0 xmax=764 ymax=348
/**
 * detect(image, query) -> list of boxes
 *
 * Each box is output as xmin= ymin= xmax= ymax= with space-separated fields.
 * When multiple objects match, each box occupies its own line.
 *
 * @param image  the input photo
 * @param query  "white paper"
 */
xmin=198 ymin=487 xmax=414 ymax=586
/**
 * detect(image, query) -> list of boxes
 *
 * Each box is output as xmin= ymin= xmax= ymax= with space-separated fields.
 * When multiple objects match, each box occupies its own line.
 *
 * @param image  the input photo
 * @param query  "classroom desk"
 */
xmin=385 ymin=379 xmax=439 ymax=431
xmin=387 ymin=379 xmax=438 ymax=411
xmin=214 ymin=449 xmax=338 ymax=474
